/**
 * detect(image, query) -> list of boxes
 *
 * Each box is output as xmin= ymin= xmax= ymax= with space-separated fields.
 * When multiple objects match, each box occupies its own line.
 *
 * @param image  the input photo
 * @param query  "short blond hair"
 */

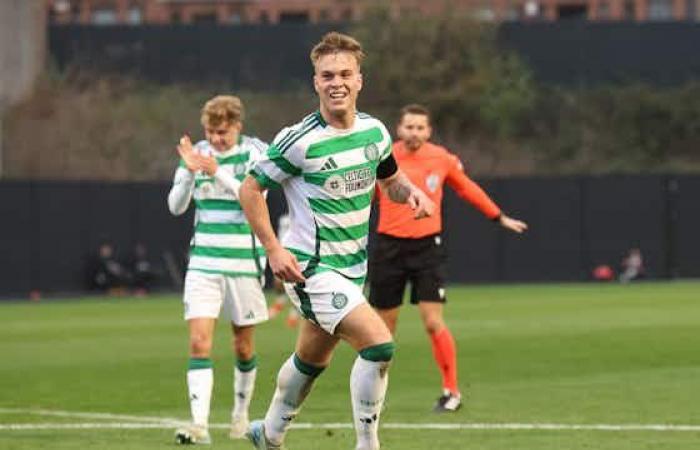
xmin=310 ymin=32 xmax=365 ymax=67
xmin=200 ymin=95 xmax=244 ymax=128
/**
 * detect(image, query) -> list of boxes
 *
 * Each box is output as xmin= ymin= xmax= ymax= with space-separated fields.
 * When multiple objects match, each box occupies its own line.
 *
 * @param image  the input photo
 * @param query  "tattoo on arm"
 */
xmin=386 ymin=177 xmax=412 ymax=203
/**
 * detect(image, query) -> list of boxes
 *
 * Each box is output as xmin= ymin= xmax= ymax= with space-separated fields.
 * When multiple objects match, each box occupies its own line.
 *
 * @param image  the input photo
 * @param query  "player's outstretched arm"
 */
xmin=239 ymin=176 xmax=305 ymax=283
xmin=378 ymin=169 xmax=435 ymax=219
xmin=497 ymin=214 xmax=528 ymax=234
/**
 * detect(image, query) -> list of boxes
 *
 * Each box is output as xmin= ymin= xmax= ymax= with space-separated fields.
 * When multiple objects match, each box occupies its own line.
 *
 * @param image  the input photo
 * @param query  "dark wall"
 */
xmin=49 ymin=24 xmax=337 ymax=89
xmin=498 ymin=22 xmax=700 ymax=85
xmin=1 ymin=175 xmax=697 ymax=298
xmin=50 ymin=23 xmax=700 ymax=87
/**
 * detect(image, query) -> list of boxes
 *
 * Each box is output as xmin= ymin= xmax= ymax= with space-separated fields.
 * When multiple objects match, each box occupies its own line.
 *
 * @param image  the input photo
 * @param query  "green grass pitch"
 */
xmin=1 ymin=282 xmax=699 ymax=449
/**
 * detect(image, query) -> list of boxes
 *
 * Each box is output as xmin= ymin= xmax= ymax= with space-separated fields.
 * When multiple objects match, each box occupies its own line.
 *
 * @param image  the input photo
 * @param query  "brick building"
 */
xmin=47 ymin=0 xmax=700 ymax=24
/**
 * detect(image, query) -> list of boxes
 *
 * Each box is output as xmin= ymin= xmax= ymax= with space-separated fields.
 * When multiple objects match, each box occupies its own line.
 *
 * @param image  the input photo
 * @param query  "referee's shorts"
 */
xmin=368 ymin=233 xmax=447 ymax=309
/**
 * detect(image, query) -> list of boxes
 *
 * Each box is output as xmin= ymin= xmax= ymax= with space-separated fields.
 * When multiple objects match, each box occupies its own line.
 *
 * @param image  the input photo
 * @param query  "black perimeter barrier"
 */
xmin=49 ymin=22 xmax=700 ymax=86
xmin=1 ymin=175 xmax=698 ymax=298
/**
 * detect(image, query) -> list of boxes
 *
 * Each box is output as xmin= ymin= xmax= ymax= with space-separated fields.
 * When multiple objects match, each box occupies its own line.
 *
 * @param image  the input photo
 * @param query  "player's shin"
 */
xmin=351 ymin=342 xmax=395 ymax=450
xmin=263 ymin=353 xmax=324 ymax=445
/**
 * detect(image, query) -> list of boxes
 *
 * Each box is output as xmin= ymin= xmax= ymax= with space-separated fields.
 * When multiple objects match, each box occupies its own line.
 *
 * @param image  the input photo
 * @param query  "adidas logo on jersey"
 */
xmin=320 ymin=157 xmax=339 ymax=171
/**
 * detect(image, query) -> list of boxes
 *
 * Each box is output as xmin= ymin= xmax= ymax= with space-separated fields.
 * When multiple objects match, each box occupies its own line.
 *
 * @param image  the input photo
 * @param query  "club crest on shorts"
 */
xmin=331 ymin=292 xmax=348 ymax=309
xmin=364 ymin=143 xmax=380 ymax=161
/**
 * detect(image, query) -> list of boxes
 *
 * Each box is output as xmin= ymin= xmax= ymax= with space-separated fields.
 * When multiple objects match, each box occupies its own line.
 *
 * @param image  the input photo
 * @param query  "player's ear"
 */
xmin=357 ymin=72 xmax=363 ymax=92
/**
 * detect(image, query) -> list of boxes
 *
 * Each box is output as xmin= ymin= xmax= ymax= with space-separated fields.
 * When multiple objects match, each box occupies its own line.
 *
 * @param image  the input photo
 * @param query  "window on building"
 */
xmin=557 ymin=3 xmax=588 ymax=20
xmin=259 ymin=12 xmax=270 ymax=24
xmin=648 ymin=0 xmax=673 ymax=19
xmin=623 ymin=0 xmax=636 ymax=19
xmin=523 ymin=0 xmax=542 ymax=19
xmin=92 ymin=9 xmax=118 ymax=25
xmin=229 ymin=13 xmax=242 ymax=24
xmin=279 ymin=12 xmax=309 ymax=23
xmin=127 ymin=7 xmax=142 ymax=24
xmin=473 ymin=7 xmax=496 ymax=21
xmin=597 ymin=0 xmax=611 ymax=19
xmin=504 ymin=1 xmax=521 ymax=20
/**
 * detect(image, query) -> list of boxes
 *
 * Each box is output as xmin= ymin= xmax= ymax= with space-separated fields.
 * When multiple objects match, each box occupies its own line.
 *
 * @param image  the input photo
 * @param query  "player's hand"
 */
xmin=268 ymin=245 xmax=305 ymax=283
xmin=196 ymin=155 xmax=218 ymax=176
xmin=499 ymin=214 xmax=528 ymax=234
xmin=408 ymin=188 xmax=435 ymax=219
xmin=177 ymin=135 xmax=201 ymax=173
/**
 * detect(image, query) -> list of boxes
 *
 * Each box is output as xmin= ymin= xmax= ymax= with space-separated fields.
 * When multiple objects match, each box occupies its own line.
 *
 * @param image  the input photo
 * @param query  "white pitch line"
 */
xmin=2 ymin=422 xmax=700 ymax=432
xmin=0 ymin=408 xmax=184 ymax=425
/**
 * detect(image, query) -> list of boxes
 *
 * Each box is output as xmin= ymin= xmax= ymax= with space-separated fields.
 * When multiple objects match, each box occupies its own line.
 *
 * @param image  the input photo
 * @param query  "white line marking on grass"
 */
xmin=2 ymin=422 xmax=700 ymax=432
xmin=0 ymin=408 xmax=184 ymax=425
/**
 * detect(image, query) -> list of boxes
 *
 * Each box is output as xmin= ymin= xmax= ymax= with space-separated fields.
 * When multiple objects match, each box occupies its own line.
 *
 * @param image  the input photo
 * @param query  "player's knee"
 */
xmin=233 ymin=338 xmax=254 ymax=361
xmin=423 ymin=317 xmax=445 ymax=335
xmin=189 ymin=333 xmax=213 ymax=357
xmin=359 ymin=341 xmax=395 ymax=363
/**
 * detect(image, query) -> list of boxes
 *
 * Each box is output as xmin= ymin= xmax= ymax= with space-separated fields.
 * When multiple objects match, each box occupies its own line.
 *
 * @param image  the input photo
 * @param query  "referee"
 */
xmin=369 ymin=104 xmax=528 ymax=412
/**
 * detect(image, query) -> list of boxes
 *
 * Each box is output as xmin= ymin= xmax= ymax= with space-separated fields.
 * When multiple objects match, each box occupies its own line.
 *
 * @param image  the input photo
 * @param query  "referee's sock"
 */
xmin=429 ymin=328 xmax=459 ymax=395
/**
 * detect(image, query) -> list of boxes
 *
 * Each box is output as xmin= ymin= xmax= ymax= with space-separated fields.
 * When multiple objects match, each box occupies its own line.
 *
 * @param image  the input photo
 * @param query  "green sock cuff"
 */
xmin=359 ymin=342 xmax=395 ymax=362
xmin=188 ymin=357 xmax=213 ymax=371
xmin=293 ymin=353 xmax=325 ymax=378
xmin=236 ymin=355 xmax=258 ymax=372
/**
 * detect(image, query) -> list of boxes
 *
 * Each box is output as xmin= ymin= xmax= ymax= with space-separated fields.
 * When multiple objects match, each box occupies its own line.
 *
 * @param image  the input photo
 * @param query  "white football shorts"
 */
xmin=284 ymin=270 xmax=365 ymax=334
xmin=183 ymin=271 xmax=268 ymax=326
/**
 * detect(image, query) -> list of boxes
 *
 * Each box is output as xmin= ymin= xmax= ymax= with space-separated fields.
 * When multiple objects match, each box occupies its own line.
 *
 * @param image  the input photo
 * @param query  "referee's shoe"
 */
xmin=433 ymin=390 xmax=462 ymax=413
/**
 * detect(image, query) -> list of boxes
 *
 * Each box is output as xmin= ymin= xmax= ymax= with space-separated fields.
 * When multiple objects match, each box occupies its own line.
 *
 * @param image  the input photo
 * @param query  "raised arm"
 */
xmin=239 ymin=176 xmax=304 ymax=283
xmin=167 ymin=136 xmax=197 ymax=216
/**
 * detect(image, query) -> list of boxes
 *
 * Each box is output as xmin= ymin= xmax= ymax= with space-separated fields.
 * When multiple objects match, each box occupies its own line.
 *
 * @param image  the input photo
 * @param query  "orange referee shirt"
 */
xmin=376 ymin=141 xmax=501 ymax=239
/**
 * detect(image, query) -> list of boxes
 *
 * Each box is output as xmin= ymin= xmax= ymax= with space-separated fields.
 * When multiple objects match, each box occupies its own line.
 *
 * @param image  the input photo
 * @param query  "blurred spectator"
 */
xmin=619 ymin=247 xmax=645 ymax=283
xmin=130 ymin=243 xmax=156 ymax=295
xmin=90 ymin=242 xmax=130 ymax=295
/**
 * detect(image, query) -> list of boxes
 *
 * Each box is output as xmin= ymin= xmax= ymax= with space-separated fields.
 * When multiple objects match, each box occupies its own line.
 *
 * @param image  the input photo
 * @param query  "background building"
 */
xmin=47 ymin=0 xmax=700 ymax=24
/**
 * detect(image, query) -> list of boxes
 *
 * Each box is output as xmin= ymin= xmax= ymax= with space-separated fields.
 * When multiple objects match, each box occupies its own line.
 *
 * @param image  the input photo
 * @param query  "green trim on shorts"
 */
xmin=359 ymin=342 xmax=395 ymax=362
xmin=188 ymin=357 xmax=213 ymax=370
xmin=236 ymin=355 xmax=257 ymax=373
xmin=293 ymin=353 xmax=325 ymax=378
xmin=293 ymin=282 xmax=319 ymax=325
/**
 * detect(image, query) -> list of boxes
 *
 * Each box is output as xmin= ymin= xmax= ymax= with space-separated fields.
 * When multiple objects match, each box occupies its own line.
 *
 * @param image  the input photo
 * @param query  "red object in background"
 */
xmin=592 ymin=264 xmax=614 ymax=281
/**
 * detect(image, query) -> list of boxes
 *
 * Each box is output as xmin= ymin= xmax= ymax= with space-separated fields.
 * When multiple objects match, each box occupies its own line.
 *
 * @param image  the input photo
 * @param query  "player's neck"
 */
xmin=320 ymin=106 xmax=355 ymax=130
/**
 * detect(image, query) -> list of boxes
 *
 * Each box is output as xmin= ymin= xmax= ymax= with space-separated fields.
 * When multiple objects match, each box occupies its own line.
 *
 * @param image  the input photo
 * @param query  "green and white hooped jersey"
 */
xmin=250 ymin=111 xmax=392 ymax=284
xmin=181 ymin=136 xmax=268 ymax=278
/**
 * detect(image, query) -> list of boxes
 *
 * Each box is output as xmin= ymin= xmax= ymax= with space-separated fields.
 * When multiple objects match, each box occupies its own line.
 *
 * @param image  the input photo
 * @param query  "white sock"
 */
xmin=232 ymin=366 xmax=256 ymax=421
xmin=350 ymin=356 xmax=390 ymax=450
xmin=187 ymin=367 xmax=213 ymax=428
xmin=264 ymin=354 xmax=323 ymax=445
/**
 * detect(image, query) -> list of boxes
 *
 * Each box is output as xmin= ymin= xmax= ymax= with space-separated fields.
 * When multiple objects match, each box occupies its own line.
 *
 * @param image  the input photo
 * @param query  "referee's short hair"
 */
xmin=399 ymin=104 xmax=431 ymax=125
